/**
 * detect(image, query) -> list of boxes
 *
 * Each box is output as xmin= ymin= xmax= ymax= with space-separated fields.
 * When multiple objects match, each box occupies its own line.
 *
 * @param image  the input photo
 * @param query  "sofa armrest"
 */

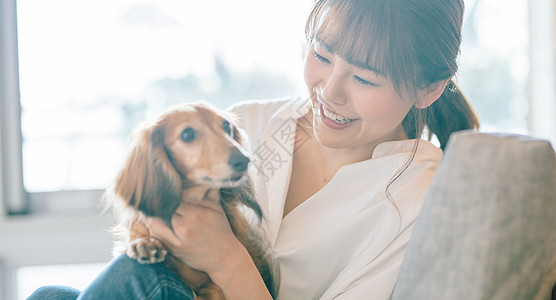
xmin=392 ymin=131 xmax=556 ymax=300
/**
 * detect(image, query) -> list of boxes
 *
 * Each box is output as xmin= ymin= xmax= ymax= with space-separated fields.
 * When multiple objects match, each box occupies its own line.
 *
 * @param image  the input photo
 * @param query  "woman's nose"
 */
xmin=322 ymin=72 xmax=347 ymax=106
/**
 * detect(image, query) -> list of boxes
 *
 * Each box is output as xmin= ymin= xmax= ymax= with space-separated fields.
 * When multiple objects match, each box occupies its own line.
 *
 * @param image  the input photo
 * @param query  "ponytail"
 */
xmin=402 ymin=80 xmax=480 ymax=150
xmin=426 ymin=80 xmax=479 ymax=149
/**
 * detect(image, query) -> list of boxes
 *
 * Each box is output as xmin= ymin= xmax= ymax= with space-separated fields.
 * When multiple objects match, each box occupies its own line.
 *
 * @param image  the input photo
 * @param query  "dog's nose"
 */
xmin=229 ymin=148 xmax=250 ymax=172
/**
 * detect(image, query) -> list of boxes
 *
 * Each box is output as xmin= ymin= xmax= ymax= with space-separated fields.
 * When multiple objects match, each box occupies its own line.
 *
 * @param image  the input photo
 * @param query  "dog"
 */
xmin=105 ymin=101 xmax=273 ymax=299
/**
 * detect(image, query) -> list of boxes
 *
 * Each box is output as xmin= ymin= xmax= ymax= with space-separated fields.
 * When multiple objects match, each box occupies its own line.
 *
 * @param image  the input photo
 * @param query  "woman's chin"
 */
xmin=312 ymin=120 xmax=351 ymax=149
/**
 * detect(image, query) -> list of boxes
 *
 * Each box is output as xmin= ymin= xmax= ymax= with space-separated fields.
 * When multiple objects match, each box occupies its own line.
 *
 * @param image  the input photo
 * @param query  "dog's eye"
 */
xmin=180 ymin=127 xmax=196 ymax=143
xmin=223 ymin=120 xmax=233 ymax=136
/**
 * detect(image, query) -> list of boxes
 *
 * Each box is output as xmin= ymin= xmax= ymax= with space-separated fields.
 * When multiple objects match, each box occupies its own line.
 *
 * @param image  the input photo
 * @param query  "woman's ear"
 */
xmin=415 ymin=79 xmax=449 ymax=109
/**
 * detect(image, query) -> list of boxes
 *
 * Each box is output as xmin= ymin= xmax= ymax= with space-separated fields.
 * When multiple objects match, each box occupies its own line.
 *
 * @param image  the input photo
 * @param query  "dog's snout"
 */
xmin=229 ymin=148 xmax=250 ymax=172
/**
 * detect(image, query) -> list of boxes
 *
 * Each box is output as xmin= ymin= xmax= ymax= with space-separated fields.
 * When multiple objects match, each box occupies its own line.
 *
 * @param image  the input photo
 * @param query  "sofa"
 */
xmin=391 ymin=131 xmax=556 ymax=300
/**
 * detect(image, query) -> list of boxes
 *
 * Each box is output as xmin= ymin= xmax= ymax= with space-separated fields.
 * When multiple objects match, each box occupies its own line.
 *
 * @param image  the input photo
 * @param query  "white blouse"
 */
xmin=229 ymin=98 xmax=442 ymax=300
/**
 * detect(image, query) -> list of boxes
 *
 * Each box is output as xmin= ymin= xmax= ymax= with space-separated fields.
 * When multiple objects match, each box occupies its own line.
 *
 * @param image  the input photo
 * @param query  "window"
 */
xmin=17 ymin=0 xmax=312 ymax=193
xmin=458 ymin=0 xmax=555 ymax=141
xmin=459 ymin=0 xmax=530 ymax=133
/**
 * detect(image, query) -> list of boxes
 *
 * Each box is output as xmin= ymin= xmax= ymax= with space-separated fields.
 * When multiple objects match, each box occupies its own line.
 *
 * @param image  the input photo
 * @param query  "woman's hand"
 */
xmin=146 ymin=200 xmax=273 ymax=300
xmin=145 ymin=200 xmax=243 ymax=275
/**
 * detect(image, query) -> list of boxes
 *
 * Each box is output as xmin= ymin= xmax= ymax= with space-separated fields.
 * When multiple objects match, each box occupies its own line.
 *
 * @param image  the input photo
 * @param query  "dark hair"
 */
xmin=305 ymin=0 xmax=479 ymax=149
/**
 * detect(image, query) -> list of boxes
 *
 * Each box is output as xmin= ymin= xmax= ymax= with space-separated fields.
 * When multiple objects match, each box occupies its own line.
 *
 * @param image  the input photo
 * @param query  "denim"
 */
xmin=27 ymin=285 xmax=80 ymax=300
xmin=27 ymin=255 xmax=194 ymax=300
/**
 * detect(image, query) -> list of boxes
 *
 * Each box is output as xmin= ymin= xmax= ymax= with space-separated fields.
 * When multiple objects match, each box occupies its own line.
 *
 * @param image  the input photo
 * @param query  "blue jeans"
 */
xmin=27 ymin=255 xmax=194 ymax=300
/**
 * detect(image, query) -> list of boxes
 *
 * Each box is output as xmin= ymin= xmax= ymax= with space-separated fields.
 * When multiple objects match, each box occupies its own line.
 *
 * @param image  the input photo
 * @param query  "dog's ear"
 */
xmin=112 ymin=123 xmax=182 ymax=225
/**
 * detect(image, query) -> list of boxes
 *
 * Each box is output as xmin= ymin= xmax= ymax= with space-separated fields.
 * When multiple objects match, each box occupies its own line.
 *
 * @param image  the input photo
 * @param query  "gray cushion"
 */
xmin=391 ymin=131 xmax=556 ymax=300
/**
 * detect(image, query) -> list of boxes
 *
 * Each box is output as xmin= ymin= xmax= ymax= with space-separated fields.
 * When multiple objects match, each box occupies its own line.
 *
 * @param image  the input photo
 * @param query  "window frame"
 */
xmin=1 ymin=4 xmax=113 ymax=299
xmin=0 ymin=0 xmax=26 ymax=216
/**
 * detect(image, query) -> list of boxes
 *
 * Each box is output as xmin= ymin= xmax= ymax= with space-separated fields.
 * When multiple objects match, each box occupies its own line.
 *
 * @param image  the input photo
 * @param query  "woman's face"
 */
xmin=303 ymin=41 xmax=413 ymax=152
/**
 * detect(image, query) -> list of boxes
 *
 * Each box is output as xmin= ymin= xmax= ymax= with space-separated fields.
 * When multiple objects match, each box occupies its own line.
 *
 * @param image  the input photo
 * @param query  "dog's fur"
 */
xmin=105 ymin=102 xmax=273 ymax=299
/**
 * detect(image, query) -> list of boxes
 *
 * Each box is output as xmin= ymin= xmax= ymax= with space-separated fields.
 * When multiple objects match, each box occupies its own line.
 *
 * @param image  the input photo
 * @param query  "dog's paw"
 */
xmin=126 ymin=237 xmax=167 ymax=264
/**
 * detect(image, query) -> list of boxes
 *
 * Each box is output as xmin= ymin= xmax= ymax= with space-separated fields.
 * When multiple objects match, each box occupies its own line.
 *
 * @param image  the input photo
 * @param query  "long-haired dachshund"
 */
xmin=105 ymin=101 xmax=273 ymax=299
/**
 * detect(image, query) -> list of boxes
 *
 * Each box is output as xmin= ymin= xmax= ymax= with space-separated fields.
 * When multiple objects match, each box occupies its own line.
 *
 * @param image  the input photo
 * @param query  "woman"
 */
xmin=30 ymin=0 xmax=479 ymax=299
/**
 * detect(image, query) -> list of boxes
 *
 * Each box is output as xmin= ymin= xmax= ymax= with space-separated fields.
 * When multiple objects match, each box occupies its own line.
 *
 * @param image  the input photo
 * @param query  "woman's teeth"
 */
xmin=322 ymin=105 xmax=356 ymax=124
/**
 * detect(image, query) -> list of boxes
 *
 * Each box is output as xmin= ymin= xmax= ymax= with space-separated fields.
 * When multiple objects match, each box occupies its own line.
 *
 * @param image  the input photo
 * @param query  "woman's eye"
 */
xmin=222 ymin=120 xmax=233 ymax=136
xmin=180 ymin=127 xmax=196 ymax=143
xmin=354 ymin=75 xmax=379 ymax=87
xmin=312 ymin=50 xmax=330 ymax=64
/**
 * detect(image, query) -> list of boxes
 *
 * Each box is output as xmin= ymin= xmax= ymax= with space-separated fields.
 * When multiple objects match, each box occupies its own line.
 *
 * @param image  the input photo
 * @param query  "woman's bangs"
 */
xmin=309 ymin=0 xmax=390 ymax=76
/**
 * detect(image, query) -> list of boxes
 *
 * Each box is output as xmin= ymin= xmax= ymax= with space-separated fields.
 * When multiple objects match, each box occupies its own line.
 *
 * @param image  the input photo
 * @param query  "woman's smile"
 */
xmin=317 ymin=101 xmax=359 ymax=129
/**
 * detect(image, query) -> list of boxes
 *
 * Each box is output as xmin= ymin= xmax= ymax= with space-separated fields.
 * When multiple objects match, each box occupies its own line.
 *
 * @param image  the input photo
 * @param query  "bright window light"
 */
xmin=459 ymin=0 xmax=529 ymax=134
xmin=17 ymin=262 xmax=109 ymax=300
xmin=16 ymin=0 xmax=312 ymax=192
xmin=15 ymin=0 xmax=533 ymax=193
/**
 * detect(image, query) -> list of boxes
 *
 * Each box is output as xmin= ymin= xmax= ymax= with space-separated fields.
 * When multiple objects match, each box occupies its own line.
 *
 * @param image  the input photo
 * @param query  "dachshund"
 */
xmin=105 ymin=101 xmax=273 ymax=299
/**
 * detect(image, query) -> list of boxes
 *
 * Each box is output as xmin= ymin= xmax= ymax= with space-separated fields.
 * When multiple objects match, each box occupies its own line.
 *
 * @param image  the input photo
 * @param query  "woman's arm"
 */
xmin=209 ymin=243 xmax=273 ymax=300
xmin=146 ymin=200 xmax=272 ymax=300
